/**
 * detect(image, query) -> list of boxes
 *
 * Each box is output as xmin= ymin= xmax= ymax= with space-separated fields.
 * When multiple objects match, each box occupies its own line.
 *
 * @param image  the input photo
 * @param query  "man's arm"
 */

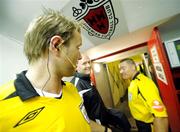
xmin=153 ymin=117 xmax=168 ymax=132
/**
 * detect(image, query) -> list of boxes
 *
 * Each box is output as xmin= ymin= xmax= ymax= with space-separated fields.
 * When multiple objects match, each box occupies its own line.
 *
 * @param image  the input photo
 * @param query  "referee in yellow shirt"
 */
xmin=0 ymin=9 xmax=91 ymax=132
xmin=119 ymin=58 xmax=168 ymax=132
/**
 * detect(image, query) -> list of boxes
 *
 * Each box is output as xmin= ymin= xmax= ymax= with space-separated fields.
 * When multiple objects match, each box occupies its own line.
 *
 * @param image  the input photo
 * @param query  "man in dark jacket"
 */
xmin=71 ymin=54 xmax=131 ymax=132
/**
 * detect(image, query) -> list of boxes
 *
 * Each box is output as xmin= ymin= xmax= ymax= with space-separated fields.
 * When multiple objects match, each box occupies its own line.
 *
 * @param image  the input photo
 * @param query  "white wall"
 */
xmin=0 ymin=34 xmax=27 ymax=85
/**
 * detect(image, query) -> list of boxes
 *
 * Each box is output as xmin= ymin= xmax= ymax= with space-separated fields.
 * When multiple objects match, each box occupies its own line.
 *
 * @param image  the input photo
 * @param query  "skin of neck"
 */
xmin=26 ymin=58 xmax=62 ymax=94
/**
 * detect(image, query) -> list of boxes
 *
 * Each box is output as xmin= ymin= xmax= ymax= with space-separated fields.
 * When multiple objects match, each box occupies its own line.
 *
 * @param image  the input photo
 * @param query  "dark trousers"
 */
xmin=135 ymin=120 xmax=152 ymax=132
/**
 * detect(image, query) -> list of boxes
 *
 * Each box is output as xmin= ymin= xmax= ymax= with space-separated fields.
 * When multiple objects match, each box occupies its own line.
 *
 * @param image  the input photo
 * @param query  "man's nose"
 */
xmin=87 ymin=62 xmax=91 ymax=66
xmin=78 ymin=53 xmax=82 ymax=60
xmin=120 ymin=69 xmax=123 ymax=74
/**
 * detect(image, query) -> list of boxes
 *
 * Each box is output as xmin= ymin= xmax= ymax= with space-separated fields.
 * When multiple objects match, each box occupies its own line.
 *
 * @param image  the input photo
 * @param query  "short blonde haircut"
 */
xmin=24 ymin=9 xmax=80 ymax=64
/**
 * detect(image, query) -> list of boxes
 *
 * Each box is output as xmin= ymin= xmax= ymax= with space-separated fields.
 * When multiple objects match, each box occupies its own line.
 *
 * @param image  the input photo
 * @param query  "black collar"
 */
xmin=14 ymin=71 xmax=65 ymax=101
xmin=132 ymin=72 xmax=140 ymax=80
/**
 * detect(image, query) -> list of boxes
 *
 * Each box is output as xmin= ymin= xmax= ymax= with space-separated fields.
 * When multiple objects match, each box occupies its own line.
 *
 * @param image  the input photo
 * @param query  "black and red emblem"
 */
xmin=72 ymin=0 xmax=118 ymax=39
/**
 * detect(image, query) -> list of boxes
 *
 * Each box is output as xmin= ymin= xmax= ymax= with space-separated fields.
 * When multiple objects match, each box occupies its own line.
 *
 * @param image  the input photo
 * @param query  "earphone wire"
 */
xmin=41 ymin=49 xmax=51 ymax=96
xmin=59 ymin=46 xmax=76 ymax=69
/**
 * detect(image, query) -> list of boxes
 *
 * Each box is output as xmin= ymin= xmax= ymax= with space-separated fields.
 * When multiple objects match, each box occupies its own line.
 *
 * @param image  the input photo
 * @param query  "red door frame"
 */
xmin=148 ymin=28 xmax=180 ymax=131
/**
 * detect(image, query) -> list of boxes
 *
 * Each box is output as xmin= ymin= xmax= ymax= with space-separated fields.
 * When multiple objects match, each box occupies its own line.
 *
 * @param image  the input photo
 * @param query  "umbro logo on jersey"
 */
xmin=14 ymin=106 xmax=45 ymax=128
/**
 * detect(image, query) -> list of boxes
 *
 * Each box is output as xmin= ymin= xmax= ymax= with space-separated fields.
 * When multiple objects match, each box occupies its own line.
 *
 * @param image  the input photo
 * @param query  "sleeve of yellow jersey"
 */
xmin=139 ymin=77 xmax=168 ymax=118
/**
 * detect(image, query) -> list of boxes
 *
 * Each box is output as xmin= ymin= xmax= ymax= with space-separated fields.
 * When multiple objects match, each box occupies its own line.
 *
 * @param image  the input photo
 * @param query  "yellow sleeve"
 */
xmin=139 ymin=77 xmax=168 ymax=117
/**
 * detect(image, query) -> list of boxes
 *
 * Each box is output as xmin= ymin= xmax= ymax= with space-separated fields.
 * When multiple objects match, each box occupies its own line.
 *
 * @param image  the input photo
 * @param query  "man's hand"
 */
xmin=89 ymin=120 xmax=112 ymax=132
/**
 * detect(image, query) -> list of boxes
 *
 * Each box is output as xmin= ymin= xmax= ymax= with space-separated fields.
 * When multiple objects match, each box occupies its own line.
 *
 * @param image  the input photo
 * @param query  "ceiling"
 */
xmin=0 ymin=0 xmax=180 ymax=53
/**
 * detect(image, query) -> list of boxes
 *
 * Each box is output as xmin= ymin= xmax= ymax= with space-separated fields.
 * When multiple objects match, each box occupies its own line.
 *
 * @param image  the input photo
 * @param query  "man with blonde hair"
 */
xmin=0 ymin=9 xmax=90 ymax=131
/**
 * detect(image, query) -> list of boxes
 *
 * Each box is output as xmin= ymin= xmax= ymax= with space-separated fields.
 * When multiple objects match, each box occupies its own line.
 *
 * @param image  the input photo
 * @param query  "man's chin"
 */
xmin=122 ymin=75 xmax=128 ymax=80
xmin=85 ymin=72 xmax=90 ymax=75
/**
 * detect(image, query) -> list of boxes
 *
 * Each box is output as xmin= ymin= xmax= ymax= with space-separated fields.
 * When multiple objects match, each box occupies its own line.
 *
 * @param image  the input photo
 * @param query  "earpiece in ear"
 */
xmin=55 ymin=44 xmax=59 ymax=51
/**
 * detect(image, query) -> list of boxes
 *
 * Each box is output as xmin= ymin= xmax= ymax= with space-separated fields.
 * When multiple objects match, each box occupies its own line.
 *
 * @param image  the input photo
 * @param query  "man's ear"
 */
xmin=49 ymin=35 xmax=64 ymax=51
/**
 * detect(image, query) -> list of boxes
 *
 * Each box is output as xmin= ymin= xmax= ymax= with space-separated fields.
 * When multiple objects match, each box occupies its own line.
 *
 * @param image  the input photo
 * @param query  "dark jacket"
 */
xmin=71 ymin=73 xmax=131 ymax=132
xmin=71 ymin=73 xmax=108 ymax=124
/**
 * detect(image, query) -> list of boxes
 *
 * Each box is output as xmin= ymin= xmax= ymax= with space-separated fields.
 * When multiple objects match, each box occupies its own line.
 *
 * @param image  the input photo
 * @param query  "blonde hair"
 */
xmin=24 ymin=9 xmax=80 ymax=64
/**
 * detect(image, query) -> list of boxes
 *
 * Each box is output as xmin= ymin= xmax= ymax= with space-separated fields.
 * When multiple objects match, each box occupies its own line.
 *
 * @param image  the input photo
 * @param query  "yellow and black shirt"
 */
xmin=0 ymin=71 xmax=91 ymax=132
xmin=128 ymin=72 xmax=168 ymax=123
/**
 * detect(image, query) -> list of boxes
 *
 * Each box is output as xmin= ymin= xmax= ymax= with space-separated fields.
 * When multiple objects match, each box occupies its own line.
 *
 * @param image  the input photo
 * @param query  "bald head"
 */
xmin=76 ymin=54 xmax=91 ymax=75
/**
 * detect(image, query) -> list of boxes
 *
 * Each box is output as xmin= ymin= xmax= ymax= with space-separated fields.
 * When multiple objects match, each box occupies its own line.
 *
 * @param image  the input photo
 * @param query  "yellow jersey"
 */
xmin=128 ymin=73 xmax=168 ymax=123
xmin=0 ymin=71 xmax=91 ymax=132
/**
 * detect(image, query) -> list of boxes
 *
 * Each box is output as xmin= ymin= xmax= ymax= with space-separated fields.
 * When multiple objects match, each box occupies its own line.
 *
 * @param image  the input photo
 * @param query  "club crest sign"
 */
xmin=72 ymin=0 xmax=118 ymax=39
